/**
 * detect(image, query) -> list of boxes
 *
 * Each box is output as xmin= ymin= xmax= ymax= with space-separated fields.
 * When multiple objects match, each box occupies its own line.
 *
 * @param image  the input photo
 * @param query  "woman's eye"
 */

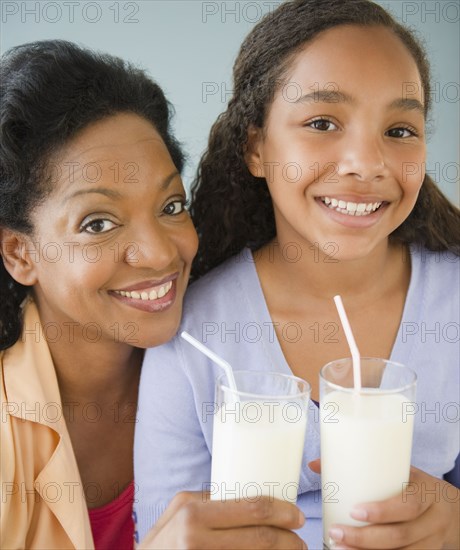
xmin=81 ymin=219 xmax=117 ymax=234
xmin=163 ymin=200 xmax=187 ymax=216
xmin=386 ymin=127 xmax=416 ymax=138
xmin=307 ymin=119 xmax=337 ymax=131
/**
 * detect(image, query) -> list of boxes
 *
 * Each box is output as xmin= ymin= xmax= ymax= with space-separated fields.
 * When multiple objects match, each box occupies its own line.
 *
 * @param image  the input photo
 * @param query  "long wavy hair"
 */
xmin=0 ymin=40 xmax=185 ymax=350
xmin=191 ymin=0 xmax=460 ymax=279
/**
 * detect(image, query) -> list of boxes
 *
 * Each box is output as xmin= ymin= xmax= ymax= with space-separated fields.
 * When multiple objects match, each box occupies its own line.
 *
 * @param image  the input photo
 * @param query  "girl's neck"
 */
xmin=255 ymin=237 xmax=410 ymax=307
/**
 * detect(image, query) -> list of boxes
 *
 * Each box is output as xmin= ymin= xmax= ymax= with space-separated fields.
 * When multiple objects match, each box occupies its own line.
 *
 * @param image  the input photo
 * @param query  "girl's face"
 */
xmin=246 ymin=25 xmax=426 ymax=260
xmin=25 ymin=113 xmax=198 ymax=348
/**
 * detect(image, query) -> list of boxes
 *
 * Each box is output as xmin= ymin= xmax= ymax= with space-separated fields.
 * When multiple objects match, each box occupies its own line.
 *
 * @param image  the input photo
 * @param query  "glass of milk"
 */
xmin=210 ymin=370 xmax=311 ymax=503
xmin=320 ymin=357 xmax=417 ymax=549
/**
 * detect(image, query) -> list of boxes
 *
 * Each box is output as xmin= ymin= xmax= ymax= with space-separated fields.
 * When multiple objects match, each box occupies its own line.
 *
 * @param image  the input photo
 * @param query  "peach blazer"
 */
xmin=1 ymin=300 xmax=94 ymax=549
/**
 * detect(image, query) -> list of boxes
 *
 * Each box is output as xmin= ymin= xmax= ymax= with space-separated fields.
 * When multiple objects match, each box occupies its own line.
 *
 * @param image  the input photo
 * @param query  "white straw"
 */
xmin=333 ymin=295 xmax=362 ymax=392
xmin=180 ymin=331 xmax=238 ymax=393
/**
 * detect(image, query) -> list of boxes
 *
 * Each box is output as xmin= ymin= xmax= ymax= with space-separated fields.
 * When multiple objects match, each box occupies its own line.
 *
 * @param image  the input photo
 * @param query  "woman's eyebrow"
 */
xmin=61 ymin=187 xmax=123 ymax=204
xmin=61 ymin=171 xmax=181 ymax=205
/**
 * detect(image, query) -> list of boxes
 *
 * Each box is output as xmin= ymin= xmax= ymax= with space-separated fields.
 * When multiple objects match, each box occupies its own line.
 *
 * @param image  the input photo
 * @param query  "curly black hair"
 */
xmin=191 ymin=0 xmax=460 ymax=279
xmin=0 ymin=40 xmax=185 ymax=350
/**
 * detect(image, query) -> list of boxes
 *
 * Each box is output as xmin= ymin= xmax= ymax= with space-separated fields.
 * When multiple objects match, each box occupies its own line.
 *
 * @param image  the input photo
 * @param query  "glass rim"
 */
xmin=319 ymin=356 xmax=417 ymax=394
xmin=217 ymin=370 xmax=311 ymax=400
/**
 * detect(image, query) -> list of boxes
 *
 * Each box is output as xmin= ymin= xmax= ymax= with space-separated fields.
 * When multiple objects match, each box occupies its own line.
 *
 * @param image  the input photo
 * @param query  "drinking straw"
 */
xmin=333 ymin=295 xmax=362 ymax=391
xmin=180 ymin=331 xmax=238 ymax=393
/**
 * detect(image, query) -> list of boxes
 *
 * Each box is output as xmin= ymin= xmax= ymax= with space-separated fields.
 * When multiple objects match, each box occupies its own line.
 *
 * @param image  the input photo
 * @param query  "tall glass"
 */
xmin=210 ymin=370 xmax=311 ymax=503
xmin=320 ymin=357 xmax=417 ymax=549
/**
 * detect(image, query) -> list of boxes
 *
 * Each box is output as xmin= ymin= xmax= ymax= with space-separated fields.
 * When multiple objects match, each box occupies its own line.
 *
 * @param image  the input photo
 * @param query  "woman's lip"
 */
xmin=110 ymin=279 xmax=177 ymax=313
xmin=316 ymin=197 xmax=390 ymax=228
xmin=112 ymin=272 xmax=179 ymax=292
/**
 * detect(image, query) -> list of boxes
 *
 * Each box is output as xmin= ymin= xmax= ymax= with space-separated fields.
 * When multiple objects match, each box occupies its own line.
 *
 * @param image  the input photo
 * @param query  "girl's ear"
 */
xmin=0 ymin=229 xmax=38 ymax=286
xmin=244 ymin=125 xmax=264 ymax=178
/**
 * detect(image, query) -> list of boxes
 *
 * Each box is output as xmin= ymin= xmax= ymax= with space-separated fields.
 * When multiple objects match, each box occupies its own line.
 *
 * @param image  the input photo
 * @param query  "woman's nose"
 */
xmin=123 ymin=220 xmax=178 ymax=272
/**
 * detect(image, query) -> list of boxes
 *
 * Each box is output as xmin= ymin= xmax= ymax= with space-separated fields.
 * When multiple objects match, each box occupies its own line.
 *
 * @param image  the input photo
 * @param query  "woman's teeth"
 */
xmin=113 ymin=280 xmax=173 ymax=301
xmin=321 ymin=197 xmax=383 ymax=216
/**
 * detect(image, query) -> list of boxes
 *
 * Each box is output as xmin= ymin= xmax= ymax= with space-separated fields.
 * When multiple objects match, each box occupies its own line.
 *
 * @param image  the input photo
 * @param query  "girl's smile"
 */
xmin=246 ymin=24 xmax=426 ymax=261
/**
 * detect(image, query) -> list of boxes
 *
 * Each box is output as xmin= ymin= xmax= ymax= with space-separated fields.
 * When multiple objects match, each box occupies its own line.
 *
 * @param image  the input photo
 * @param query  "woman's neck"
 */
xmin=44 ymin=326 xmax=143 ymax=404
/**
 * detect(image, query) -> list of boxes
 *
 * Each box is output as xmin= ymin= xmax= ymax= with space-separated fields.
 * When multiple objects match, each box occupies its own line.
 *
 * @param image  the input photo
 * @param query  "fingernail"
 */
xmin=298 ymin=509 xmax=305 ymax=526
xmin=351 ymin=506 xmax=368 ymax=521
xmin=329 ymin=527 xmax=344 ymax=542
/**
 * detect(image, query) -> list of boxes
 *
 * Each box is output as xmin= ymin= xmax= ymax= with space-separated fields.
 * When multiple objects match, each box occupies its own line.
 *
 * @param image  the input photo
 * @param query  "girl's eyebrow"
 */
xmin=293 ymin=90 xmax=424 ymax=114
xmin=294 ymin=90 xmax=353 ymax=105
xmin=388 ymin=97 xmax=425 ymax=115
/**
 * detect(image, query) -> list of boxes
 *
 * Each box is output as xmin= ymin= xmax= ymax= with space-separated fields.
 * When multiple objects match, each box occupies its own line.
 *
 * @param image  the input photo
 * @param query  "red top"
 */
xmin=88 ymin=481 xmax=135 ymax=550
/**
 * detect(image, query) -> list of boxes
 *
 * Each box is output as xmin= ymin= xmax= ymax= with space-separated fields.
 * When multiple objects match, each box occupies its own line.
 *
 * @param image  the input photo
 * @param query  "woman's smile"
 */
xmin=109 ymin=274 xmax=178 ymax=313
xmin=28 ymin=113 xmax=198 ymax=348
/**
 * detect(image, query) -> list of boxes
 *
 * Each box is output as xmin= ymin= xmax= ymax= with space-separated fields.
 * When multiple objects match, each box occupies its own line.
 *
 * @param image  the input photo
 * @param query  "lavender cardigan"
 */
xmin=134 ymin=246 xmax=459 ymax=548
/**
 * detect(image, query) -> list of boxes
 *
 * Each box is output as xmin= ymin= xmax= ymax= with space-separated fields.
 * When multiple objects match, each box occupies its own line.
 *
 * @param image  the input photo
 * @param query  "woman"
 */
xmin=135 ymin=1 xmax=460 ymax=548
xmin=0 ymin=41 xmax=304 ymax=549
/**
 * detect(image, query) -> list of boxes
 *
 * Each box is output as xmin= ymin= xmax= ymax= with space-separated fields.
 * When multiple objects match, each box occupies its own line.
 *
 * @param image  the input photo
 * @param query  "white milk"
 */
xmin=211 ymin=401 xmax=308 ymax=502
xmin=321 ymin=391 xmax=414 ymax=546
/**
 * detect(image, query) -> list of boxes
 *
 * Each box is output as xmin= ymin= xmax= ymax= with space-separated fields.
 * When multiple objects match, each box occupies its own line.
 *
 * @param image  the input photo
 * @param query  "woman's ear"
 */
xmin=244 ymin=125 xmax=264 ymax=178
xmin=0 ymin=229 xmax=38 ymax=286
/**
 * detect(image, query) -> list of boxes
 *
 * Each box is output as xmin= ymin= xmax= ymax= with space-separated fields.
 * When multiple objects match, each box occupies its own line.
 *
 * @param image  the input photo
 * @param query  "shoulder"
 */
xmin=410 ymin=245 xmax=459 ymax=301
xmin=182 ymin=249 xmax=257 ymax=323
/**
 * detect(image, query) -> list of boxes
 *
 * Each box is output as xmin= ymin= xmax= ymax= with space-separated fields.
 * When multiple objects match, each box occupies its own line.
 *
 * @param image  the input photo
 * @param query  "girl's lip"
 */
xmin=315 ymin=194 xmax=386 ymax=203
xmin=109 ymin=278 xmax=177 ymax=313
xmin=315 ymin=197 xmax=390 ymax=228
xmin=112 ymin=272 xmax=179 ymax=292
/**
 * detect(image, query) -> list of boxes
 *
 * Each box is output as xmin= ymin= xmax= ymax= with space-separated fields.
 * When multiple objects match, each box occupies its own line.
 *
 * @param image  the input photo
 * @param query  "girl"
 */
xmin=135 ymin=0 xmax=460 ymax=548
xmin=0 ymin=41 xmax=304 ymax=549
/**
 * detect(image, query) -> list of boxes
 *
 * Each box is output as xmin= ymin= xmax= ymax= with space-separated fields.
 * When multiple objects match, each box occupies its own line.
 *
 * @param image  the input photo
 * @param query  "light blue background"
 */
xmin=1 ymin=0 xmax=458 ymax=204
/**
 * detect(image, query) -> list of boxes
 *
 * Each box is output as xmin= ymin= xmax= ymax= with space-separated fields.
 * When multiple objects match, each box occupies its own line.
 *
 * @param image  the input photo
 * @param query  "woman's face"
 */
xmin=26 ymin=113 xmax=198 ymax=348
xmin=246 ymin=25 xmax=426 ymax=260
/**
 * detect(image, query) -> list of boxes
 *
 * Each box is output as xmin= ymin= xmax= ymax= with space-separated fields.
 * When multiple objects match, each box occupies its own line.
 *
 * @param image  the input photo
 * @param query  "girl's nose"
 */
xmin=337 ymin=133 xmax=387 ymax=183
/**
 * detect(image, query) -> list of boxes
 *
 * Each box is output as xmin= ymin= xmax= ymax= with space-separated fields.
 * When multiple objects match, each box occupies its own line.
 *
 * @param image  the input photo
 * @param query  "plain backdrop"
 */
xmin=1 ymin=0 xmax=459 ymax=204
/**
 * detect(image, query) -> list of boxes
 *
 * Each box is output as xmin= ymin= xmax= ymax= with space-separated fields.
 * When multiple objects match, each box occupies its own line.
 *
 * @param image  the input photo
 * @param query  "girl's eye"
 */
xmin=307 ymin=118 xmax=338 ymax=132
xmin=163 ymin=200 xmax=187 ymax=216
xmin=81 ymin=219 xmax=117 ymax=234
xmin=386 ymin=127 xmax=417 ymax=138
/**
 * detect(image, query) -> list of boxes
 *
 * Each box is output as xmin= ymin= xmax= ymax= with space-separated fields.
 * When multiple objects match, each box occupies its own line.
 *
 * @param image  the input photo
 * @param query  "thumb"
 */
xmin=137 ymin=491 xmax=205 ymax=548
xmin=308 ymin=458 xmax=321 ymax=474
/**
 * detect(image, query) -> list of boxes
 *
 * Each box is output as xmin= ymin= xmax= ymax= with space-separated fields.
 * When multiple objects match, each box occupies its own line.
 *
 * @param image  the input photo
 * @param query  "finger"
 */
xmin=194 ymin=526 xmax=307 ymax=550
xmin=349 ymin=482 xmax=429 ymax=524
xmin=308 ymin=459 xmax=321 ymax=474
xmin=183 ymin=495 xmax=305 ymax=530
xmin=400 ymin=534 xmax=445 ymax=550
xmin=329 ymin=505 xmax=436 ymax=549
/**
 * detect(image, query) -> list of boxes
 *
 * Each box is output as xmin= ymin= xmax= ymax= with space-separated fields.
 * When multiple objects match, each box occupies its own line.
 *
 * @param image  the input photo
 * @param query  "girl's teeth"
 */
xmin=320 ymin=197 xmax=383 ymax=216
xmin=113 ymin=280 xmax=173 ymax=300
